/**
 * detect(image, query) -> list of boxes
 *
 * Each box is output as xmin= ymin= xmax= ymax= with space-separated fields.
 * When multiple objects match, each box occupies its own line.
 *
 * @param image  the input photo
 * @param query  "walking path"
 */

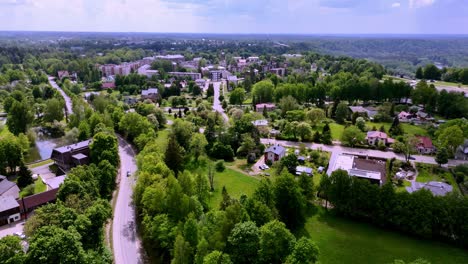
xmin=48 ymin=76 xmax=73 ymax=114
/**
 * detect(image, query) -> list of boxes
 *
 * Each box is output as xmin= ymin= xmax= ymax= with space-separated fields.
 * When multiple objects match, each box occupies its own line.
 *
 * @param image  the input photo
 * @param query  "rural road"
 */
xmin=48 ymin=76 xmax=73 ymax=114
xmin=113 ymin=135 xmax=143 ymax=264
xmin=212 ymin=81 xmax=229 ymax=123
xmin=260 ymin=138 xmax=468 ymax=167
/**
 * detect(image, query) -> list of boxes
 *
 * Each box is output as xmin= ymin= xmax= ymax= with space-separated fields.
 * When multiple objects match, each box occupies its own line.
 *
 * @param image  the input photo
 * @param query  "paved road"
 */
xmin=260 ymin=138 xmax=468 ymax=167
xmin=212 ymin=81 xmax=229 ymax=123
xmin=113 ymin=135 xmax=143 ymax=264
xmin=48 ymin=76 xmax=73 ymax=114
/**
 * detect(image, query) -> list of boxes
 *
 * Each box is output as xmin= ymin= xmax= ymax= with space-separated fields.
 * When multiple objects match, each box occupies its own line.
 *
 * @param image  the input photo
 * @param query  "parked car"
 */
xmin=14 ymin=232 xmax=26 ymax=239
xmin=259 ymin=164 xmax=270 ymax=170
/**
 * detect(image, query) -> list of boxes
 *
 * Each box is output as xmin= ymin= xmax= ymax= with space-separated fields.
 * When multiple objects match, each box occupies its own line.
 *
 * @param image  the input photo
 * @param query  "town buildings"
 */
xmin=327 ymin=154 xmax=386 ymax=185
xmin=168 ymin=72 xmax=201 ymax=80
xmin=366 ymin=131 xmax=394 ymax=146
xmin=141 ymin=88 xmax=159 ymax=102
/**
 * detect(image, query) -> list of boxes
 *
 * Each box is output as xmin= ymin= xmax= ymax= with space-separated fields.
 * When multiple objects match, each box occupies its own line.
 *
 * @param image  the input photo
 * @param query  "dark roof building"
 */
xmin=0 ymin=177 xmax=20 ymax=199
xmin=0 ymin=196 xmax=21 ymax=226
xmin=18 ymin=188 xmax=59 ymax=218
xmin=406 ymin=181 xmax=453 ymax=196
xmin=51 ymin=139 xmax=91 ymax=171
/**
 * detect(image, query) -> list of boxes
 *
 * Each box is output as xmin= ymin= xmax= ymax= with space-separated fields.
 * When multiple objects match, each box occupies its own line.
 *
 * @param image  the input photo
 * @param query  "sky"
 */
xmin=0 ymin=0 xmax=467 ymax=34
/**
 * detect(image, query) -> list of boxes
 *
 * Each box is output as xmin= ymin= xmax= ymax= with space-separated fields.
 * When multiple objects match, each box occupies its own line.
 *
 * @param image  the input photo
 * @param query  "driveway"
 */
xmin=0 ymin=220 xmax=25 ymax=239
xmin=112 ymin=135 xmax=144 ymax=264
xmin=30 ymin=163 xmax=55 ymax=180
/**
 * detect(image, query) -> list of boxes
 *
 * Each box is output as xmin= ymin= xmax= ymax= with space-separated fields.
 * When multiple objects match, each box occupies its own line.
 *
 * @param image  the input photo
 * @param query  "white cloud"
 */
xmin=391 ymin=2 xmax=401 ymax=8
xmin=409 ymin=0 xmax=435 ymax=8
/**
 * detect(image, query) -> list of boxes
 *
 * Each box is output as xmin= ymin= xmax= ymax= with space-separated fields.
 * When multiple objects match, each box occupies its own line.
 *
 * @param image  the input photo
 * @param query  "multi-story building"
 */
xmin=168 ymin=72 xmax=201 ymax=80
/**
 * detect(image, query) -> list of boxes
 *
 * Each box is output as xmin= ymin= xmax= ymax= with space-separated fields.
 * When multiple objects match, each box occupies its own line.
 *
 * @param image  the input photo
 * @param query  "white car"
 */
xmin=14 ymin=232 xmax=26 ymax=239
xmin=259 ymin=164 xmax=270 ymax=170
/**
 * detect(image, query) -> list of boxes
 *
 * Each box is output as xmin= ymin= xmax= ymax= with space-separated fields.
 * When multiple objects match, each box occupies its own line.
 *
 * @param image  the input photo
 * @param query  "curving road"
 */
xmin=113 ymin=135 xmax=143 ymax=264
xmin=48 ymin=76 xmax=73 ymax=114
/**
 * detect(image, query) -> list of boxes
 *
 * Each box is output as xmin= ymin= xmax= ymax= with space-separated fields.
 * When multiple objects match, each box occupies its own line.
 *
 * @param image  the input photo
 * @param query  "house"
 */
xmin=227 ymin=75 xmax=239 ymax=88
xmin=327 ymin=154 xmax=386 ymax=185
xmin=0 ymin=196 xmax=21 ymax=226
xmin=51 ymin=139 xmax=91 ymax=171
xmin=406 ymin=181 xmax=453 ymax=196
xmin=155 ymin=54 xmax=185 ymax=62
xmin=296 ymin=166 xmax=313 ymax=176
xmin=256 ymin=103 xmax=276 ymax=112
xmin=123 ymin=96 xmax=138 ymax=105
xmin=270 ymin=68 xmax=286 ymax=76
xmin=269 ymin=129 xmax=281 ymax=137
xmin=349 ymin=106 xmax=378 ymax=119
xmin=44 ymin=175 xmax=66 ymax=190
xmin=141 ymin=88 xmax=159 ymax=102
xmin=398 ymin=111 xmax=411 ymax=121
xmin=57 ymin=70 xmax=70 ymax=80
xmin=17 ymin=188 xmax=59 ymax=219
xmin=455 ymin=139 xmax=468 ymax=160
xmin=264 ymin=145 xmax=286 ymax=163
xmin=252 ymin=119 xmax=269 ymax=127
xmin=0 ymin=177 xmax=20 ymax=199
xmin=416 ymin=136 xmax=436 ymax=154
xmin=366 ymin=131 xmax=394 ymax=146
xmin=102 ymin=82 xmax=116 ymax=89
xmin=195 ymin=79 xmax=206 ymax=87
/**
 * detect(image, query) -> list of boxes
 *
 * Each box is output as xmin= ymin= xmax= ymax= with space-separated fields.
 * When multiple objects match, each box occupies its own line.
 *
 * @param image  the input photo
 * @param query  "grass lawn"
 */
xmin=19 ymin=178 xmax=47 ymax=198
xmin=366 ymin=122 xmax=428 ymax=136
xmin=434 ymin=81 xmax=468 ymax=88
xmin=329 ymin=123 xmax=344 ymax=140
xmin=208 ymin=168 xmax=260 ymax=209
xmin=303 ymin=207 xmax=468 ymax=264
xmin=154 ymin=129 xmax=170 ymax=152
xmin=27 ymin=159 xmax=53 ymax=168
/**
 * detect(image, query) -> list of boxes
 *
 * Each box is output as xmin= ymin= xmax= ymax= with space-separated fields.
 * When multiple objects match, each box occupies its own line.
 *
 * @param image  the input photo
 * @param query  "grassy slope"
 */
xmin=304 ymin=207 xmax=468 ymax=264
xmin=208 ymin=168 xmax=260 ymax=209
xmin=366 ymin=122 xmax=428 ymax=136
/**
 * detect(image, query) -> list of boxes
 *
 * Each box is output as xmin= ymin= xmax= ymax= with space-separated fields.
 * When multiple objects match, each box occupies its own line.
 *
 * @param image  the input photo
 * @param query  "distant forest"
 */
xmin=0 ymin=32 xmax=467 ymax=76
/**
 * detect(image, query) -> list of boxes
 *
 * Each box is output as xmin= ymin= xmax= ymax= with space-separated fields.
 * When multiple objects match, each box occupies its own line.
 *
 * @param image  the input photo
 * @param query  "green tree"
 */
xmin=415 ymin=67 xmax=423 ymax=79
xmin=285 ymin=237 xmax=319 ymax=264
xmin=296 ymin=122 xmax=312 ymax=141
xmin=298 ymin=173 xmax=315 ymax=201
xmin=435 ymin=147 xmax=449 ymax=167
xmin=6 ymin=100 xmax=34 ymax=135
xmin=17 ymin=164 xmax=33 ymax=188
xmin=227 ymin=221 xmax=260 ymax=264
xmin=258 ymin=220 xmax=296 ymax=264
xmin=341 ymin=126 xmax=365 ymax=147
xmin=195 ymin=238 xmax=210 ymax=264
xmin=355 ymin=117 xmax=366 ymax=131
xmin=43 ymin=98 xmax=64 ymax=122
xmin=0 ymin=235 xmax=25 ymax=264
xmin=190 ymin=133 xmax=208 ymax=161
xmin=334 ymin=102 xmax=348 ymax=124
xmin=171 ymin=235 xmax=192 ymax=264
xmin=306 ymin=108 xmax=325 ymax=127
xmin=203 ymin=251 xmax=233 ymax=264
xmin=437 ymin=125 xmax=464 ymax=156
xmin=252 ymin=80 xmax=274 ymax=104
xmin=26 ymin=226 xmax=86 ymax=264
xmin=278 ymin=96 xmax=299 ymax=116
xmin=229 ymin=88 xmax=246 ymax=105
xmin=165 ymin=134 xmax=185 ymax=176
xmin=273 ymin=173 xmax=306 ymax=229
xmin=90 ymin=132 xmax=119 ymax=167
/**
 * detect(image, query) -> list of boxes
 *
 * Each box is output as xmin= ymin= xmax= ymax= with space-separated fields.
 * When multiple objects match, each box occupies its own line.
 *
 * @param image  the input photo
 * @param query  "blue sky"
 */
xmin=0 ymin=0 xmax=466 ymax=34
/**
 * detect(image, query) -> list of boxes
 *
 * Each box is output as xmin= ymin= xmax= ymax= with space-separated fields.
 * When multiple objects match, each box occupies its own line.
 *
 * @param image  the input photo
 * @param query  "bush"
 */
xmin=215 ymin=160 xmax=226 ymax=172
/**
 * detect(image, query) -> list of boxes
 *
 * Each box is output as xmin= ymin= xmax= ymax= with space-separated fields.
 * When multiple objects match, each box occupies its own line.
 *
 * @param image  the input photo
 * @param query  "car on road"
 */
xmin=127 ymin=171 xmax=131 ymax=177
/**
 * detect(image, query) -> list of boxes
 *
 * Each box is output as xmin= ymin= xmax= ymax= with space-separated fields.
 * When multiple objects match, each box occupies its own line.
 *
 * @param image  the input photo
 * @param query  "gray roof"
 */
xmin=0 ymin=196 xmax=19 ymax=212
xmin=45 ymin=175 xmax=66 ymax=190
xmin=72 ymin=153 xmax=87 ymax=160
xmin=141 ymin=88 xmax=159 ymax=96
xmin=53 ymin=139 xmax=91 ymax=154
xmin=265 ymin=145 xmax=286 ymax=156
xmin=296 ymin=166 xmax=313 ymax=175
xmin=0 ymin=179 xmax=17 ymax=195
xmin=406 ymin=181 xmax=453 ymax=196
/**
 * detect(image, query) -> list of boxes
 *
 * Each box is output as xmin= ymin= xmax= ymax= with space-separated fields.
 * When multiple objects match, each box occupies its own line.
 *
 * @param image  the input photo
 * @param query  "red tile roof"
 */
xmin=417 ymin=136 xmax=433 ymax=149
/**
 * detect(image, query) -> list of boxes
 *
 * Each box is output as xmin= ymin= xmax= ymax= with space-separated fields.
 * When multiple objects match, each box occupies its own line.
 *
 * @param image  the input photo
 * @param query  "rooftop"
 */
xmin=0 ymin=196 xmax=19 ymax=212
xmin=141 ymin=88 xmax=159 ymax=96
xmin=18 ymin=188 xmax=59 ymax=213
xmin=296 ymin=166 xmax=313 ymax=175
xmin=265 ymin=145 xmax=286 ymax=156
xmin=367 ymin=131 xmax=389 ymax=139
xmin=53 ymin=139 xmax=91 ymax=154
xmin=72 ymin=153 xmax=88 ymax=160
xmin=0 ymin=179 xmax=18 ymax=196
xmin=407 ymin=181 xmax=453 ymax=196
xmin=44 ymin=176 xmax=66 ymax=190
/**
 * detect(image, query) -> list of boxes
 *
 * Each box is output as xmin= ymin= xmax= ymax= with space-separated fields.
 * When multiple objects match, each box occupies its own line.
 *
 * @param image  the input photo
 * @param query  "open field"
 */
xmin=329 ymin=123 xmax=344 ymax=140
xmin=303 ymin=207 xmax=468 ymax=264
xmin=208 ymin=168 xmax=260 ymax=209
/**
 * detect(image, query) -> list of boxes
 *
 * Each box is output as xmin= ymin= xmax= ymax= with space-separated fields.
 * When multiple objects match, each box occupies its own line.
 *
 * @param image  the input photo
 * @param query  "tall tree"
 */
xmin=6 ymin=100 xmax=34 ymax=135
xmin=285 ymin=237 xmax=319 ymax=264
xmin=43 ymin=98 xmax=64 ymax=122
xmin=435 ymin=147 xmax=449 ymax=167
xmin=335 ymin=102 xmax=349 ymax=124
xmin=227 ymin=221 xmax=260 ymax=264
xmin=273 ymin=173 xmax=306 ymax=229
xmin=229 ymin=88 xmax=246 ymax=105
xmin=258 ymin=220 xmax=296 ymax=264
xmin=165 ymin=134 xmax=185 ymax=176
